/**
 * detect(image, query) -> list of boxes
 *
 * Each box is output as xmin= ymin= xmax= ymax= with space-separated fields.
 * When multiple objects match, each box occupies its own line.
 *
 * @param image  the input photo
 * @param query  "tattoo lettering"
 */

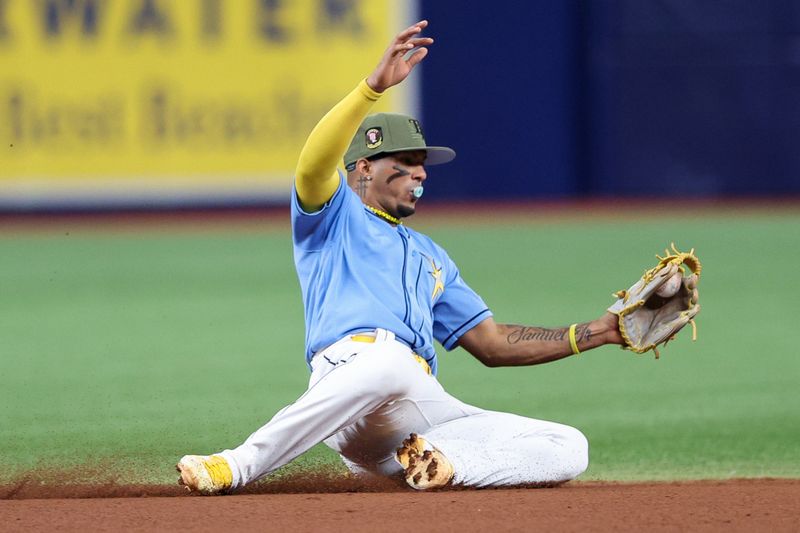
xmin=386 ymin=165 xmax=410 ymax=183
xmin=356 ymin=175 xmax=370 ymax=197
xmin=574 ymin=324 xmax=592 ymax=343
xmin=506 ymin=325 xmax=592 ymax=345
xmin=507 ymin=327 xmax=565 ymax=344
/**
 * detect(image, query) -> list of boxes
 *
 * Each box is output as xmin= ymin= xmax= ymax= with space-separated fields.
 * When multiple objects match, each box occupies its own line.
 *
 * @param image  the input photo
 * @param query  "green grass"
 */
xmin=1 ymin=210 xmax=799 ymax=484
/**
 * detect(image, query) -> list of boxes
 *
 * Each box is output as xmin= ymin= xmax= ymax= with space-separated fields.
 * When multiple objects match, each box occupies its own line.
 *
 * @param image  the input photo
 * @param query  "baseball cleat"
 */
xmin=176 ymin=455 xmax=233 ymax=495
xmin=395 ymin=433 xmax=454 ymax=490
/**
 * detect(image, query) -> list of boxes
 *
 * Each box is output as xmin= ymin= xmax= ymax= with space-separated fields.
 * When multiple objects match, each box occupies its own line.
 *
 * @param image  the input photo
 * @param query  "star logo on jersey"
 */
xmin=423 ymin=255 xmax=444 ymax=301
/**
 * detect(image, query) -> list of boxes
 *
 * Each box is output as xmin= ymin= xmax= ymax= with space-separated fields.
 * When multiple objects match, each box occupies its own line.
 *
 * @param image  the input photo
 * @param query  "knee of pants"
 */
xmin=561 ymin=426 xmax=589 ymax=479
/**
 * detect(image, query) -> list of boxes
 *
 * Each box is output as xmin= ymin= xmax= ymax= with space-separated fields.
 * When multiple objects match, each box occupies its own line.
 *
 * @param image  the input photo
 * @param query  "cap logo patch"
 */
xmin=365 ymin=127 xmax=383 ymax=149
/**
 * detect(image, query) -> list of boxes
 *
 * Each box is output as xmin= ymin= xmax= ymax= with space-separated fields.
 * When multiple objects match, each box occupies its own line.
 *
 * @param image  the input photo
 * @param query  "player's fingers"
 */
xmin=394 ymin=20 xmax=428 ymax=44
xmin=393 ymin=22 xmax=428 ymax=43
xmin=405 ymin=47 xmax=429 ymax=68
xmin=390 ymin=37 xmax=431 ymax=52
xmin=391 ymin=42 xmax=416 ymax=55
xmin=407 ymin=37 xmax=434 ymax=47
xmin=388 ymin=41 xmax=432 ymax=61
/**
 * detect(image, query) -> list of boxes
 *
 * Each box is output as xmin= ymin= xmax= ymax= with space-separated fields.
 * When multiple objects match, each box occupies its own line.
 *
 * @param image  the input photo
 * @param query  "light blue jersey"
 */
xmin=291 ymin=172 xmax=492 ymax=376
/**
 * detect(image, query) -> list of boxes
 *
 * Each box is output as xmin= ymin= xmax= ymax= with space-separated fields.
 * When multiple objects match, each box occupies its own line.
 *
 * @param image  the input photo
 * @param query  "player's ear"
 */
xmin=355 ymin=158 xmax=372 ymax=176
xmin=347 ymin=158 xmax=374 ymax=188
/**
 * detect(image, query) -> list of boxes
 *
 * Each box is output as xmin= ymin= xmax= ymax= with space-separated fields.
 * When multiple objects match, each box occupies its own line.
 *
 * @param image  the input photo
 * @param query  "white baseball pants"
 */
xmin=218 ymin=329 xmax=588 ymax=489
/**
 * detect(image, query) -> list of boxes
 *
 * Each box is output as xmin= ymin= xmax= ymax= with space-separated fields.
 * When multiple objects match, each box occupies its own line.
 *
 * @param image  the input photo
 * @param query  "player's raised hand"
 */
xmin=366 ymin=20 xmax=433 ymax=93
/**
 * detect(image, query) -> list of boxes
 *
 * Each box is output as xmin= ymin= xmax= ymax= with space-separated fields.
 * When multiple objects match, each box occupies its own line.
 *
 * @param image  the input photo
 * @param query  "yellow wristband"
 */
xmin=569 ymin=323 xmax=581 ymax=355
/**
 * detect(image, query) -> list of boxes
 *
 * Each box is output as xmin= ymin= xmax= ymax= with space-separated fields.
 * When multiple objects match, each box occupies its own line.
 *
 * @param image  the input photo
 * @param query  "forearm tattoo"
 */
xmin=574 ymin=324 xmax=592 ymax=344
xmin=506 ymin=324 xmax=592 ymax=345
xmin=386 ymin=165 xmax=410 ymax=183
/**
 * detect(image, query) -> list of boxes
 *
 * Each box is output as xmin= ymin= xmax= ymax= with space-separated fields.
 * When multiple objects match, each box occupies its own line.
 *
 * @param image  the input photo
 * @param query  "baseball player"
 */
xmin=177 ymin=20 xmax=626 ymax=493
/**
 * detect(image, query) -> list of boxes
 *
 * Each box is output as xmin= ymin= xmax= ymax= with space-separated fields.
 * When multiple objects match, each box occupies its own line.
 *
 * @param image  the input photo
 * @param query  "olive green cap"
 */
xmin=343 ymin=113 xmax=456 ymax=171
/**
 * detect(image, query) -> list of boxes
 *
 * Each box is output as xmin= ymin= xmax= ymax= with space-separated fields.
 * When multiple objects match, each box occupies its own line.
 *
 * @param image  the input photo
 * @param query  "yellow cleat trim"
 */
xmin=204 ymin=455 xmax=233 ymax=490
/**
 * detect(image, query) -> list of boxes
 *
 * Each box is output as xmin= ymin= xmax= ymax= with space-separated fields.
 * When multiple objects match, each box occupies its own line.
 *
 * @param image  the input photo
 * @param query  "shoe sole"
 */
xmin=396 ymin=433 xmax=453 ymax=490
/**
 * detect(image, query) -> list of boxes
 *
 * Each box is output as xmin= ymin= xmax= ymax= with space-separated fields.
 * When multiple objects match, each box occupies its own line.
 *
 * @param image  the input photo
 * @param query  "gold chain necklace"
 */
xmin=366 ymin=206 xmax=402 ymax=225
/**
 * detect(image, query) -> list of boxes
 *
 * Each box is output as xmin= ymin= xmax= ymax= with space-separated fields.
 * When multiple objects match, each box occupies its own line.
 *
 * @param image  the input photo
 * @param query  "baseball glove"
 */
xmin=608 ymin=244 xmax=701 ymax=358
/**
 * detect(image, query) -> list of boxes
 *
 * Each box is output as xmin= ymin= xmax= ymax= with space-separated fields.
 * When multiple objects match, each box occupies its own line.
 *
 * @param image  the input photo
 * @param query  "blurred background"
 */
xmin=0 ymin=0 xmax=413 ymax=210
xmin=425 ymin=0 xmax=800 ymax=200
xmin=2 ymin=0 xmax=799 ymax=209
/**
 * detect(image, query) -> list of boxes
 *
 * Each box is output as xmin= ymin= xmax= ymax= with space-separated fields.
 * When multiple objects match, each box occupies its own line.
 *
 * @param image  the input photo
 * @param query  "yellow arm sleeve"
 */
xmin=295 ymin=79 xmax=383 ymax=211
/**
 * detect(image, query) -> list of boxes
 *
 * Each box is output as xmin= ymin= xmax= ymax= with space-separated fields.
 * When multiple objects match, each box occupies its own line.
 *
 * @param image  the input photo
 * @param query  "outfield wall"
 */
xmin=1 ymin=0 xmax=798 ymax=210
xmin=0 ymin=0 xmax=416 ymax=209
xmin=421 ymin=0 xmax=800 ymax=201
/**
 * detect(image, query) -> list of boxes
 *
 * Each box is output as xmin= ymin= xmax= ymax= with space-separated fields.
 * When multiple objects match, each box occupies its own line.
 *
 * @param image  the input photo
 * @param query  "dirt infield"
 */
xmin=2 ymin=478 xmax=798 ymax=532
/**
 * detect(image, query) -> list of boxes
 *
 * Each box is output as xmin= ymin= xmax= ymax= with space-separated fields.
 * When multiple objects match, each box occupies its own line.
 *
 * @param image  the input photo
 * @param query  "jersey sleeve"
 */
xmin=291 ymin=171 xmax=350 ymax=251
xmin=432 ymin=254 xmax=493 ymax=351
